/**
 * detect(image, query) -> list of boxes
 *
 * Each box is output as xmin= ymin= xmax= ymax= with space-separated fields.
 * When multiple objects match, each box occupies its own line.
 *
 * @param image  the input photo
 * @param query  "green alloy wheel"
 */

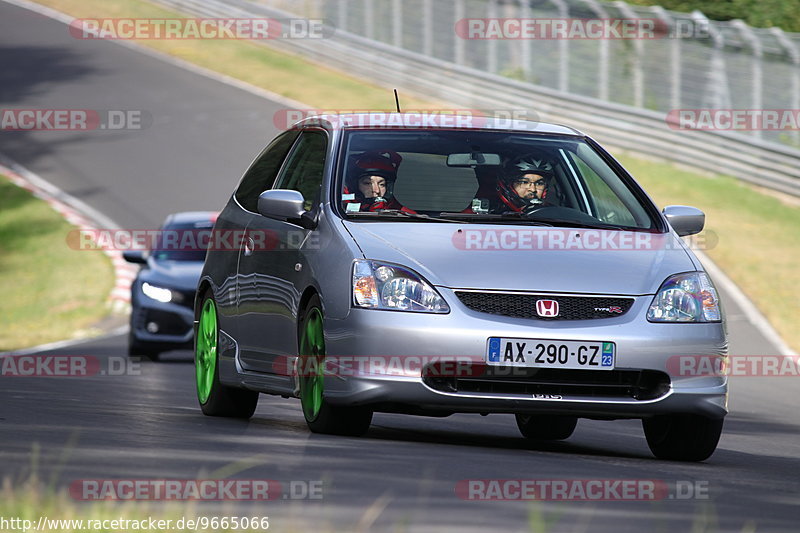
xmin=195 ymin=292 xmax=258 ymax=418
xmin=298 ymin=295 xmax=372 ymax=436
xmin=196 ymin=298 xmax=217 ymax=404
xmin=299 ymin=306 xmax=325 ymax=421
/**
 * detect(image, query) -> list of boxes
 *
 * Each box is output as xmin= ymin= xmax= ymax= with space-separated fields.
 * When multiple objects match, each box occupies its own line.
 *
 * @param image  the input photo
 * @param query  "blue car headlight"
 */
xmin=647 ymin=272 xmax=721 ymax=322
xmin=141 ymin=282 xmax=177 ymax=303
xmin=352 ymin=260 xmax=449 ymax=313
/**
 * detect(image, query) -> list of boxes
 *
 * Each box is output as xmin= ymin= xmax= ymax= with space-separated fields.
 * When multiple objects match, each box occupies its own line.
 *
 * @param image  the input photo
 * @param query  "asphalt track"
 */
xmin=1 ymin=2 xmax=799 ymax=531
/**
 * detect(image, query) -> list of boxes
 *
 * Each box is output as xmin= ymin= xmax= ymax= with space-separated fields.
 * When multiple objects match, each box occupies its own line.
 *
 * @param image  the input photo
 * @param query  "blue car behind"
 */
xmin=124 ymin=211 xmax=216 ymax=359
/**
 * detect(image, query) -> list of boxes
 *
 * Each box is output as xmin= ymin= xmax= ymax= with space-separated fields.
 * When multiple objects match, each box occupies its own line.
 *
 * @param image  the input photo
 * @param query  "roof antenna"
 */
xmin=394 ymin=88 xmax=402 ymax=113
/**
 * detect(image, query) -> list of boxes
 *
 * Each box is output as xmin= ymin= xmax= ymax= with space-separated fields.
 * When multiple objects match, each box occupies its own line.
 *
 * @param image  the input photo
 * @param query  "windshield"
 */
xmin=151 ymin=220 xmax=214 ymax=262
xmin=338 ymin=130 xmax=657 ymax=230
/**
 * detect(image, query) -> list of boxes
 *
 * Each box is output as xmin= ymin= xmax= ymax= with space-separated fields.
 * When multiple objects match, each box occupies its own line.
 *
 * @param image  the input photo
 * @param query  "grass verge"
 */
xmin=31 ymin=0 xmax=800 ymax=352
xmin=0 ymin=176 xmax=114 ymax=350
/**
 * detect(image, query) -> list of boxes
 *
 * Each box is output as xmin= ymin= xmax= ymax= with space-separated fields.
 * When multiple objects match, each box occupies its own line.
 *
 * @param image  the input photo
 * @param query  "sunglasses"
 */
xmin=514 ymin=178 xmax=547 ymax=187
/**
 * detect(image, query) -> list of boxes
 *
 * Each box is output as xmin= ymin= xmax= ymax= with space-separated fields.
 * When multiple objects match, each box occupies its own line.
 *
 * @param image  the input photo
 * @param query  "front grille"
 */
xmin=423 ymin=366 xmax=670 ymax=401
xmin=456 ymin=291 xmax=634 ymax=320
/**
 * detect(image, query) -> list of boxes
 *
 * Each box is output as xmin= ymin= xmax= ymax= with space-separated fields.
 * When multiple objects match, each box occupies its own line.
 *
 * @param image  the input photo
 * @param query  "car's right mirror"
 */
xmin=662 ymin=205 xmax=705 ymax=236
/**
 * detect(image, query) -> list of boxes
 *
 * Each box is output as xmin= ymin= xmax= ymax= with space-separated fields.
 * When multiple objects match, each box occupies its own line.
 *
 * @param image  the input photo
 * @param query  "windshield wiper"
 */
xmin=438 ymin=212 xmax=554 ymax=226
xmin=524 ymin=217 xmax=634 ymax=230
xmin=347 ymin=210 xmax=463 ymax=223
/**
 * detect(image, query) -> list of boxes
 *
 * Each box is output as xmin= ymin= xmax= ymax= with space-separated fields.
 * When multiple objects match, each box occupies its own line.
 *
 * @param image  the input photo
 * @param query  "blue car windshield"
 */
xmin=338 ymin=130 xmax=657 ymax=230
xmin=151 ymin=221 xmax=214 ymax=262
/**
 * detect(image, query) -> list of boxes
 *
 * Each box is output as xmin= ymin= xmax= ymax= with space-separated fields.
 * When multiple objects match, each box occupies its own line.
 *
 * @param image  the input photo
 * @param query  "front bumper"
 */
xmin=319 ymin=290 xmax=728 ymax=419
xmin=130 ymin=300 xmax=194 ymax=348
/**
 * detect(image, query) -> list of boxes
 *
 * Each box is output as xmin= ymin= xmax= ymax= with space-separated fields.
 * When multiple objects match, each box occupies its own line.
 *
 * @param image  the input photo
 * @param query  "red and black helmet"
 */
xmin=496 ymin=154 xmax=554 ymax=210
xmin=347 ymin=150 xmax=403 ymax=199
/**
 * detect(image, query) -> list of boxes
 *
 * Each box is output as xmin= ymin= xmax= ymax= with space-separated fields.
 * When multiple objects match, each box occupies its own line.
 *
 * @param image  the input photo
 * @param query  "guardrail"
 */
xmin=154 ymin=0 xmax=800 ymax=197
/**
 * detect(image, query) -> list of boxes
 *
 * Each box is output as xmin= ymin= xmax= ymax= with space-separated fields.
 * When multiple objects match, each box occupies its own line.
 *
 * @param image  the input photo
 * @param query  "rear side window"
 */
xmin=235 ymin=130 xmax=300 ymax=212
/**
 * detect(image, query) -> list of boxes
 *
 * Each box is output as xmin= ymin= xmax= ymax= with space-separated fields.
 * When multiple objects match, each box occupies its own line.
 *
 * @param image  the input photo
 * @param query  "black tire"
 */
xmin=516 ymin=414 xmax=578 ymax=441
xmin=642 ymin=414 xmax=724 ymax=462
xmin=298 ymin=295 xmax=372 ymax=436
xmin=195 ymin=291 xmax=258 ymax=419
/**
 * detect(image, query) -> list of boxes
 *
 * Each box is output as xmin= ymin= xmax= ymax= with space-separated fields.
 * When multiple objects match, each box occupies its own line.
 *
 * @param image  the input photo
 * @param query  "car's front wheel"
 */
xmin=642 ymin=414 xmax=723 ymax=461
xmin=516 ymin=414 xmax=578 ymax=441
xmin=298 ymin=295 xmax=372 ymax=436
xmin=195 ymin=291 xmax=258 ymax=418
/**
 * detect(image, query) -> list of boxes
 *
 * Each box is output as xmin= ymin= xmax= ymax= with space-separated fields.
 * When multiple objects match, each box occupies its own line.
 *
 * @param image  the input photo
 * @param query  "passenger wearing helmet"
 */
xmin=343 ymin=150 xmax=413 ymax=212
xmin=494 ymin=155 xmax=554 ymax=213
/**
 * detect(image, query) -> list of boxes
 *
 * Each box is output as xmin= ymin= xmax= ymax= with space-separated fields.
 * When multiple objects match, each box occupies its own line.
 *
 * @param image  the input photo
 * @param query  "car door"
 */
xmin=236 ymin=129 xmax=328 ymax=374
xmin=225 ymin=129 xmax=300 ymax=351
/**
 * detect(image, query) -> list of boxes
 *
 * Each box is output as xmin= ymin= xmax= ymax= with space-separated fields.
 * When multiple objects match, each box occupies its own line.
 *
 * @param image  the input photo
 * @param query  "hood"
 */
xmin=342 ymin=221 xmax=696 ymax=295
xmin=141 ymin=259 xmax=205 ymax=291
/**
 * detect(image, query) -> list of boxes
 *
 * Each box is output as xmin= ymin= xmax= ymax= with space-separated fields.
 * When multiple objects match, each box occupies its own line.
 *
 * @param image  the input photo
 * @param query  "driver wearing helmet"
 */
xmin=494 ymin=155 xmax=554 ymax=213
xmin=343 ymin=150 xmax=412 ymax=212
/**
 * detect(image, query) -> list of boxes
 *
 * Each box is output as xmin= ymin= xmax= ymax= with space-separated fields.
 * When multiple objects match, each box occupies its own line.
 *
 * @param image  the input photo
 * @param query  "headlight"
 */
xmin=352 ymin=260 xmax=449 ymax=313
xmin=141 ymin=282 xmax=175 ymax=303
xmin=647 ymin=272 xmax=721 ymax=322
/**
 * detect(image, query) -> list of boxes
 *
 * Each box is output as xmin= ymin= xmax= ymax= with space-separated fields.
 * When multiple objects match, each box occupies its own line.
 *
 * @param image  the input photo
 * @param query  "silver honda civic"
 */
xmin=195 ymin=113 xmax=727 ymax=461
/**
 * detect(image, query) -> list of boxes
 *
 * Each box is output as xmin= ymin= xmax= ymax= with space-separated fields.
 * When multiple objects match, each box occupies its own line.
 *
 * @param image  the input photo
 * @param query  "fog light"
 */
xmin=146 ymin=322 xmax=159 ymax=333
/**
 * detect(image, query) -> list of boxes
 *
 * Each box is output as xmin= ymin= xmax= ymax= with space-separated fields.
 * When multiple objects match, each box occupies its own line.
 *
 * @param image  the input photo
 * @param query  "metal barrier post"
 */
xmin=581 ymin=0 xmax=610 ymax=102
xmin=769 ymin=27 xmax=800 ymax=145
xmin=732 ymin=19 xmax=764 ymax=139
xmin=549 ymin=0 xmax=571 ymax=93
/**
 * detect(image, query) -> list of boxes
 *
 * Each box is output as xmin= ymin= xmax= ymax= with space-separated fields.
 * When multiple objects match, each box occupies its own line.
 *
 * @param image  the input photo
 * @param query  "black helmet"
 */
xmin=503 ymin=155 xmax=554 ymax=183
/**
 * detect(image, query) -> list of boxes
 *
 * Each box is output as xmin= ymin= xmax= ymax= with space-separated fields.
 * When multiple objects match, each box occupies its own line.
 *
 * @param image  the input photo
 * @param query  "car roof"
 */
xmin=162 ymin=211 xmax=217 ymax=227
xmin=294 ymin=113 xmax=583 ymax=136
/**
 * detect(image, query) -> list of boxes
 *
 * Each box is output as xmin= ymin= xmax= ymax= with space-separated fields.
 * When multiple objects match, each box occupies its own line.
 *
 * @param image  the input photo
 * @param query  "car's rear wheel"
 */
xmin=298 ymin=295 xmax=372 ymax=436
xmin=516 ymin=414 xmax=578 ymax=441
xmin=642 ymin=414 xmax=723 ymax=462
xmin=195 ymin=292 xmax=258 ymax=418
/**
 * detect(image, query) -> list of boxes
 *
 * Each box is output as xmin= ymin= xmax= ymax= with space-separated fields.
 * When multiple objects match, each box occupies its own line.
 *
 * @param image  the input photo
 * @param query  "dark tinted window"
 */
xmin=275 ymin=130 xmax=328 ymax=210
xmin=235 ymin=130 xmax=300 ymax=211
xmin=151 ymin=220 xmax=215 ymax=262
xmin=339 ymin=130 xmax=655 ymax=229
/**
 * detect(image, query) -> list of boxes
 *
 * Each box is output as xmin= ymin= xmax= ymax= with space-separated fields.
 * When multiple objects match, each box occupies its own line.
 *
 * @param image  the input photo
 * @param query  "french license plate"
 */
xmin=487 ymin=337 xmax=615 ymax=370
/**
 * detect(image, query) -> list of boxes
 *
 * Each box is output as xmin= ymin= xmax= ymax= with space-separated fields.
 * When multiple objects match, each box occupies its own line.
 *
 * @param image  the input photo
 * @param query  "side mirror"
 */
xmin=122 ymin=250 xmax=147 ymax=264
xmin=662 ymin=205 xmax=705 ymax=237
xmin=257 ymin=189 xmax=317 ymax=229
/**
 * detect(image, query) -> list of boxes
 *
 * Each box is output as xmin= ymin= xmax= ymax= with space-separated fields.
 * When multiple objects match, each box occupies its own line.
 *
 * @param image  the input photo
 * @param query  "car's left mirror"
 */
xmin=257 ymin=189 xmax=306 ymax=220
xmin=122 ymin=250 xmax=147 ymax=264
